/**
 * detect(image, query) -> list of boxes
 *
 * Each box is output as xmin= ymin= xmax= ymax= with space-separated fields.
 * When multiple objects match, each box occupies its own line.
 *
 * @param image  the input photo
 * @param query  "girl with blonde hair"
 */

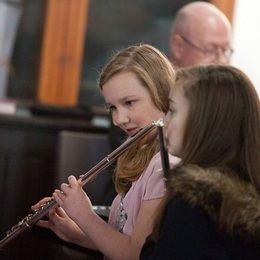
xmin=34 ymin=44 xmax=180 ymax=259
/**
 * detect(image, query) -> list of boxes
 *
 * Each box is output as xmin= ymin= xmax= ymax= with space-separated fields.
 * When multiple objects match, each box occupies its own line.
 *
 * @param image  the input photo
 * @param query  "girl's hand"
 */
xmin=53 ymin=175 xmax=94 ymax=221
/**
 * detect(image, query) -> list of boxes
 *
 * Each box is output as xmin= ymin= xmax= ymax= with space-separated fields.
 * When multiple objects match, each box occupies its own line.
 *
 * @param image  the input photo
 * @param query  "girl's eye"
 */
xmin=110 ymin=106 xmax=116 ymax=112
xmin=105 ymin=104 xmax=116 ymax=113
xmin=125 ymin=100 xmax=135 ymax=106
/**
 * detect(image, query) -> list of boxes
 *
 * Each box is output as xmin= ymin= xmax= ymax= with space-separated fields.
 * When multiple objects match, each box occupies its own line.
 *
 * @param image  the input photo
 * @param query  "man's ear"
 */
xmin=170 ymin=34 xmax=184 ymax=59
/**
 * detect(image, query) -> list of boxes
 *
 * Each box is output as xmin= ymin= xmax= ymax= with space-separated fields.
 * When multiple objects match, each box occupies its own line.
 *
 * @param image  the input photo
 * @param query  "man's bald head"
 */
xmin=170 ymin=2 xmax=233 ymax=67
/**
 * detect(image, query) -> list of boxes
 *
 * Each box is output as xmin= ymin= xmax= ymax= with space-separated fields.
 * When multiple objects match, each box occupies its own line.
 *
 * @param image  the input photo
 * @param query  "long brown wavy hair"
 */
xmin=152 ymin=64 xmax=260 ymax=238
xmin=98 ymin=44 xmax=176 ymax=194
xmin=177 ymin=65 xmax=260 ymax=188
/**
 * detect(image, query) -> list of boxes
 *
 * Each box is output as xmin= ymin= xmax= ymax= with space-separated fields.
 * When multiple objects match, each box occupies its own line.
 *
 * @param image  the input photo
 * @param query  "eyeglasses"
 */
xmin=179 ymin=35 xmax=234 ymax=59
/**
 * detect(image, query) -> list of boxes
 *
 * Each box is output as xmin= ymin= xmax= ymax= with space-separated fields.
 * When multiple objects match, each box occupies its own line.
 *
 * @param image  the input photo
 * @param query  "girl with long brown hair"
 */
xmin=141 ymin=65 xmax=260 ymax=259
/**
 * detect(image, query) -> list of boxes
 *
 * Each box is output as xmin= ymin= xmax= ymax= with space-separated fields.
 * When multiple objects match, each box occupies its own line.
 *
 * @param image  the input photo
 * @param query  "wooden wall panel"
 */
xmin=37 ymin=0 xmax=89 ymax=106
xmin=211 ymin=0 xmax=236 ymax=23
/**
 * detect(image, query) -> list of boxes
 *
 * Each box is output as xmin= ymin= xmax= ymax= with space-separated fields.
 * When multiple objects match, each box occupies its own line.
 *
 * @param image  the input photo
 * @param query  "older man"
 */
xmin=169 ymin=1 xmax=233 ymax=66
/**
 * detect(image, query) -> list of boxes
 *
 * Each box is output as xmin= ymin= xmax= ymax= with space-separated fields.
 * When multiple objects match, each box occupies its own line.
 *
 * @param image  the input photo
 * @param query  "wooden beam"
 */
xmin=37 ymin=0 xmax=89 ymax=106
xmin=211 ymin=0 xmax=236 ymax=24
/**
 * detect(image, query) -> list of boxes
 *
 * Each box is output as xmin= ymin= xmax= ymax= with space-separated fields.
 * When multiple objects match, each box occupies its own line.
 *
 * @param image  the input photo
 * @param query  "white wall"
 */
xmin=231 ymin=0 xmax=260 ymax=95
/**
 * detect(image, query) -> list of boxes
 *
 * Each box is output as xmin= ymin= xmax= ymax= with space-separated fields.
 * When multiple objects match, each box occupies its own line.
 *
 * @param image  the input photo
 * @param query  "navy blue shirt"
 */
xmin=140 ymin=198 xmax=260 ymax=260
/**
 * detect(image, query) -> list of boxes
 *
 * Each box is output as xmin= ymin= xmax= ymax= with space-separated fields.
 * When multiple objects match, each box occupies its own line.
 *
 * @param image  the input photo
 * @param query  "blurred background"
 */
xmin=1 ymin=0 xmax=259 ymax=108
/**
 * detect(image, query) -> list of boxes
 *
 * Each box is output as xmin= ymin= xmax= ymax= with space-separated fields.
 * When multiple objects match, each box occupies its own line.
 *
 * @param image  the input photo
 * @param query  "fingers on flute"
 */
xmin=53 ymin=189 xmax=65 ymax=206
xmin=54 ymin=206 xmax=67 ymax=218
xmin=36 ymin=219 xmax=52 ymax=229
xmin=61 ymin=182 xmax=70 ymax=193
xmin=31 ymin=197 xmax=52 ymax=211
xmin=67 ymin=175 xmax=78 ymax=188
xmin=59 ymin=176 xmax=78 ymax=194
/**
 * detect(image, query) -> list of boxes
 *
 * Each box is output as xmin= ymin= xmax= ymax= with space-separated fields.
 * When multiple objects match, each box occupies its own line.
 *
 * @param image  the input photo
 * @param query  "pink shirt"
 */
xmin=108 ymin=152 xmax=180 ymax=235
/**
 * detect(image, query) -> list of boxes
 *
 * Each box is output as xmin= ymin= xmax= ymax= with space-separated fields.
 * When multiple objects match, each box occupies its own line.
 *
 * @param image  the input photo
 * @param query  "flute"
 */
xmin=0 ymin=119 xmax=163 ymax=250
xmin=157 ymin=124 xmax=170 ymax=186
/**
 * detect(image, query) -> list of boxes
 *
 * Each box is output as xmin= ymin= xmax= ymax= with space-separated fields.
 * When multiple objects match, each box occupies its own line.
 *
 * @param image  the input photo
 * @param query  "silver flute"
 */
xmin=0 ymin=119 xmax=164 ymax=250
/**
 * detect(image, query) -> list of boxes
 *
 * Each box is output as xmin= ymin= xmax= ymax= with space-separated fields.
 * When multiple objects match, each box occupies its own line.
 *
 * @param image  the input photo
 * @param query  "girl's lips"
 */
xmin=125 ymin=128 xmax=138 ymax=136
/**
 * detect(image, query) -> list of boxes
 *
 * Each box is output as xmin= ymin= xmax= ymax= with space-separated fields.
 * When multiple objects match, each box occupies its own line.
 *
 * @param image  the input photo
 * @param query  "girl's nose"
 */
xmin=113 ymin=109 xmax=130 ymax=126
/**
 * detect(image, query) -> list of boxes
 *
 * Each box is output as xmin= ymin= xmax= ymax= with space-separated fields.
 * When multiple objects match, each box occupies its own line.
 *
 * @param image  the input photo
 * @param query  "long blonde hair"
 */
xmin=99 ymin=44 xmax=175 ymax=193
